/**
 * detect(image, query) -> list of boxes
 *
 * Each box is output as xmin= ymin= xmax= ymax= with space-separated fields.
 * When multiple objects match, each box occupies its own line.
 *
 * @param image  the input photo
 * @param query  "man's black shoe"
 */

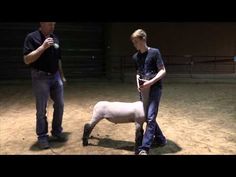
xmin=51 ymin=133 xmax=68 ymax=142
xmin=38 ymin=139 xmax=50 ymax=149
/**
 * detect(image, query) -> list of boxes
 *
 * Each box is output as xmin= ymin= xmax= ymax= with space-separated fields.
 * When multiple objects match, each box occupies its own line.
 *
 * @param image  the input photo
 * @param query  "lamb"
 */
xmin=82 ymin=88 xmax=150 ymax=154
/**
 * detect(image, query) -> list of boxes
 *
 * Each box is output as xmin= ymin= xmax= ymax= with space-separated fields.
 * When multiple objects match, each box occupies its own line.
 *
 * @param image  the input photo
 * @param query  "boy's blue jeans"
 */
xmin=139 ymin=85 xmax=166 ymax=152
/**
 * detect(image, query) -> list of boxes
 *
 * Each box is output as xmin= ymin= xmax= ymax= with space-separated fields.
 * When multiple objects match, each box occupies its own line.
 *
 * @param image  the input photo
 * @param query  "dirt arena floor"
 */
xmin=0 ymin=79 xmax=235 ymax=155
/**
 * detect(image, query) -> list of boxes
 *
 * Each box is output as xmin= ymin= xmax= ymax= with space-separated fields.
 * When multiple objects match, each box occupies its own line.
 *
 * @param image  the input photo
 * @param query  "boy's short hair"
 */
xmin=130 ymin=29 xmax=147 ymax=40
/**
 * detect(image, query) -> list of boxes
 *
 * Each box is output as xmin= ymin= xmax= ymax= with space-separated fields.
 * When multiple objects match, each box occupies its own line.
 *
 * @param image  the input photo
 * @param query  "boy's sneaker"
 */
xmin=153 ymin=137 xmax=167 ymax=147
xmin=138 ymin=150 xmax=148 ymax=155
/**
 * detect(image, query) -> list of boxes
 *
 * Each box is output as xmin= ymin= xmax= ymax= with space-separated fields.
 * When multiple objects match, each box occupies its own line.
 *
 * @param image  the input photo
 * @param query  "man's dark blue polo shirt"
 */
xmin=23 ymin=30 xmax=61 ymax=74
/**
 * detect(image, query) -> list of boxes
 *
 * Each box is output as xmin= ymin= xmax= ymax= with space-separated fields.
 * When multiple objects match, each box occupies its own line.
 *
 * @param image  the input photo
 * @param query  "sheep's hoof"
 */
xmin=82 ymin=123 xmax=91 ymax=146
xmin=82 ymin=138 xmax=88 ymax=146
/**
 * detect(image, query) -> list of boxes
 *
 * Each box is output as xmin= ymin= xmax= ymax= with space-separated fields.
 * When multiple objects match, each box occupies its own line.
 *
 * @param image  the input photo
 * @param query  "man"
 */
xmin=131 ymin=29 xmax=167 ymax=155
xmin=23 ymin=22 xmax=67 ymax=149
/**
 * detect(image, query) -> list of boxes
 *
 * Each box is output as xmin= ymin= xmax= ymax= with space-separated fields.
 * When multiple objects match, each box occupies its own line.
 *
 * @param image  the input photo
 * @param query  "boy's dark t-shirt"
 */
xmin=133 ymin=47 xmax=165 ymax=88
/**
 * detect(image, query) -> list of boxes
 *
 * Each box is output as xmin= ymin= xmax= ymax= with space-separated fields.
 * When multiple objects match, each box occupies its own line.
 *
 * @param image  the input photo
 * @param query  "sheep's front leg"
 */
xmin=82 ymin=107 xmax=104 ymax=146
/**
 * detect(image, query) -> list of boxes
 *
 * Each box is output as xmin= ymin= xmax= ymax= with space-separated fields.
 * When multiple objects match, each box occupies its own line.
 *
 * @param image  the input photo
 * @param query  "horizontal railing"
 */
xmin=108 ymin=55 xmax=236 ymax=81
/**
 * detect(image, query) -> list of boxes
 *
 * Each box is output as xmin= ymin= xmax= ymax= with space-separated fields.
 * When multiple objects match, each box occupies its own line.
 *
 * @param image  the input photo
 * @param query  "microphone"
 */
xmin=53 ymin=43 xmax=59 ymax=49
xmin=49 ymin=34 xmax=59 ymax=49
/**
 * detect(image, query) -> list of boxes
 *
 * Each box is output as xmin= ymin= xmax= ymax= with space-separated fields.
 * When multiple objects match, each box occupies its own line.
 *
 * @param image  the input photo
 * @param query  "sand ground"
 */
xmin=0 ymin=80 xmax=235 ymax=155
